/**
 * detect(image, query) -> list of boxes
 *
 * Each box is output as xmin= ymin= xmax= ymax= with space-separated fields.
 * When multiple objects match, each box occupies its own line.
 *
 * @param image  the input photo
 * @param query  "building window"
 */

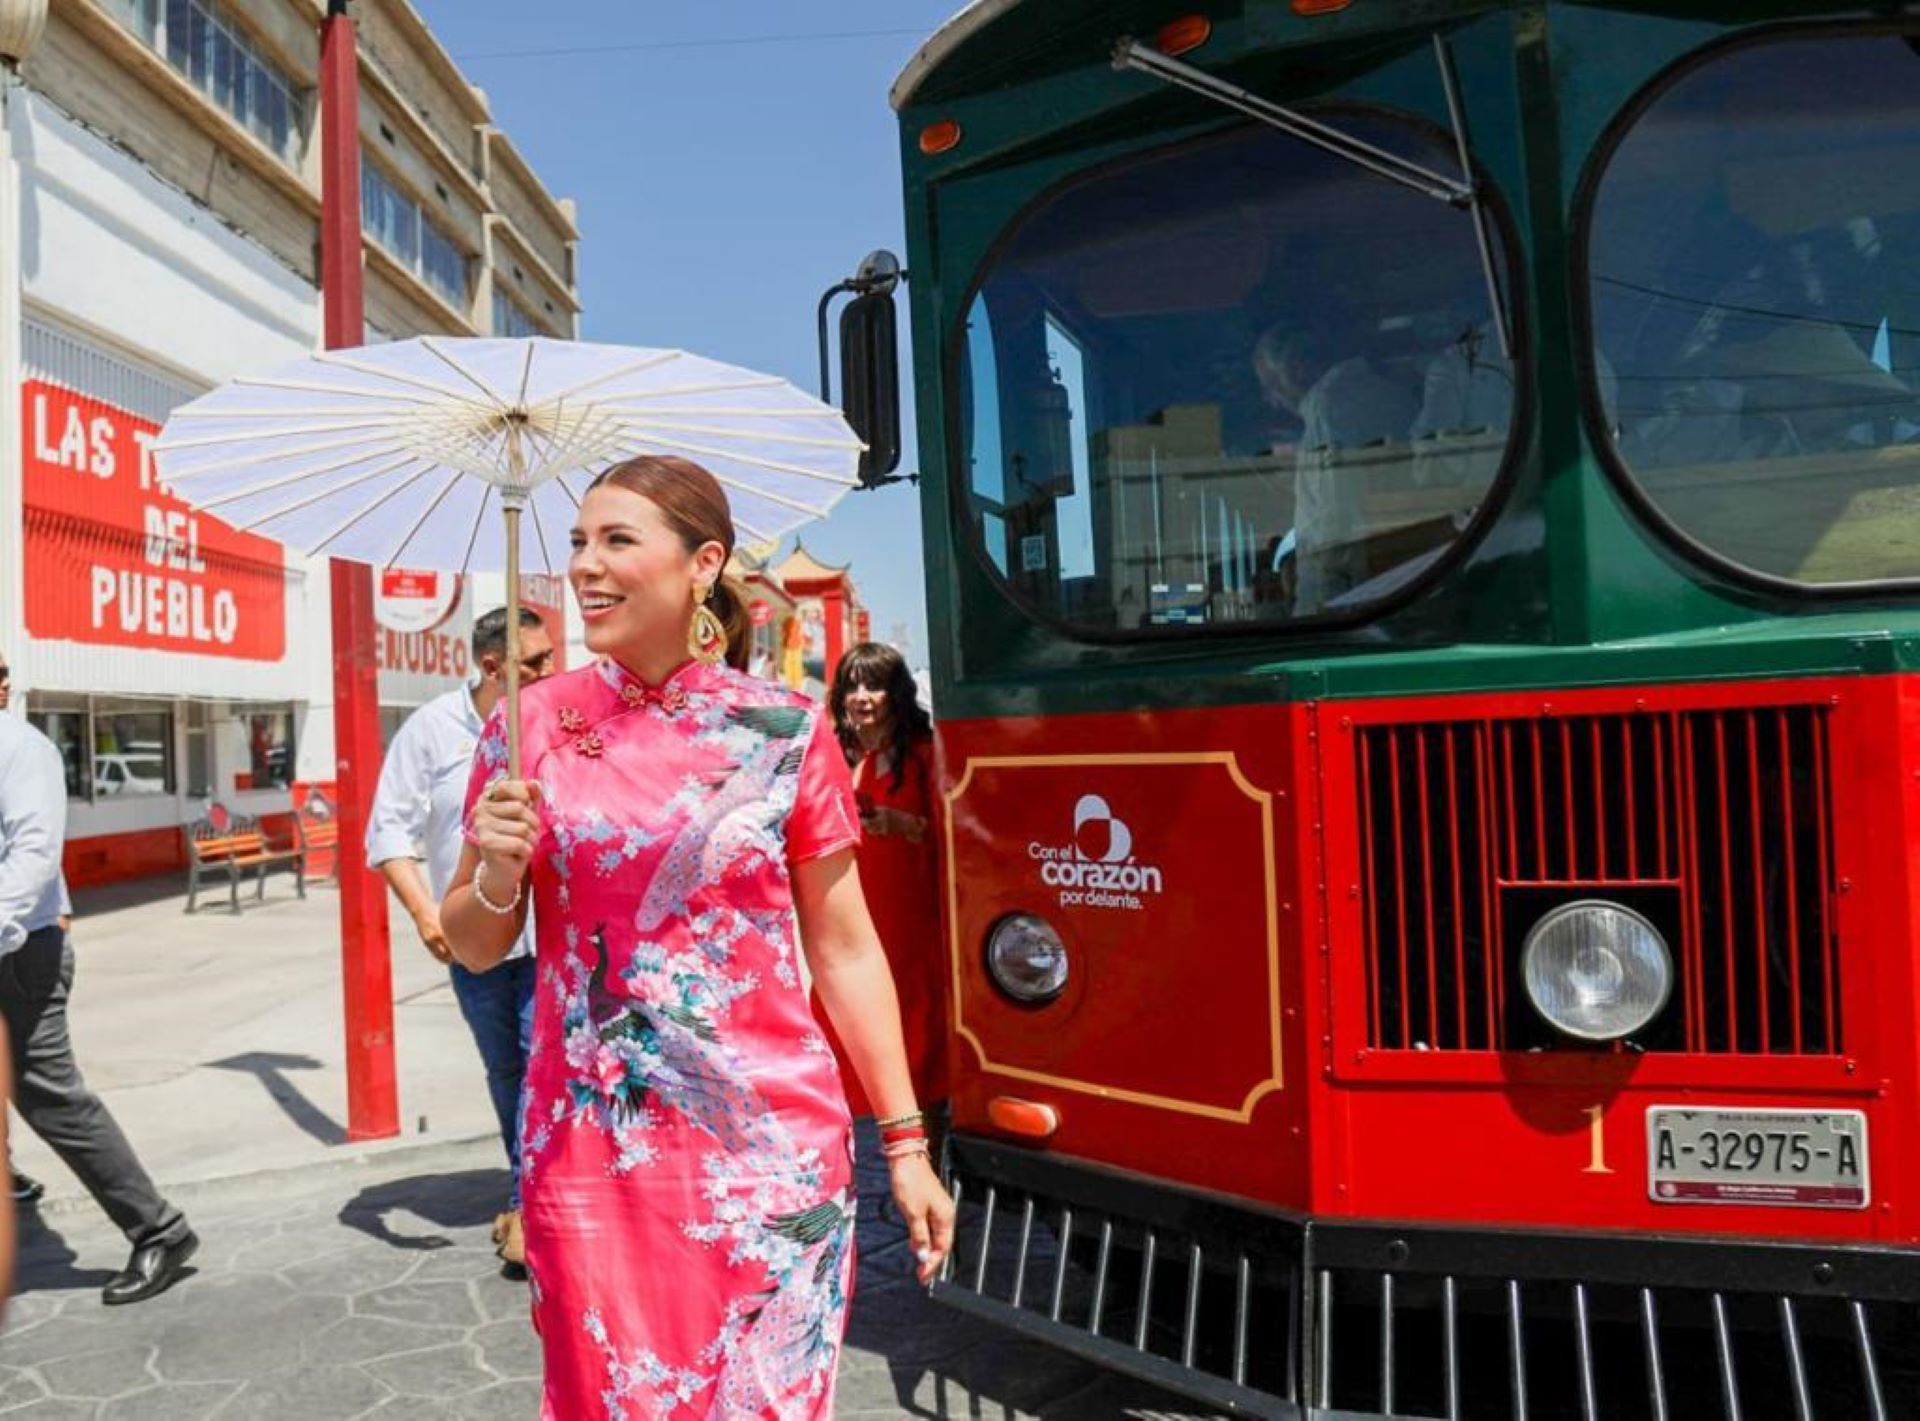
xmin=422 ymin=223 xmax=467 ymax=307
xmin=93 ymin=699 xmax=177 ymax=798
xmin=236 ymin=706 xmax=296 ymax=792
xmin=23 ymin=695 xmax=298 ymax=802
xmin=109 ymin=0 xmax=305 ymax=163
xmin=184 ymin=699 xmax=212 ymax=800
xmin=109 ymin=0 xmax=159 ymax=42
xmin=493 ymin=285 xmax=540 ymax=338
xmin=362 ymin=162 xmax=420 ymax=274
xmin=26 ymin=696 xmax=93 ymax=801
xmin=363 ymin=161 xmax=470 ymax=310
xmin=26 ymin=695 xmax=176 ymax=801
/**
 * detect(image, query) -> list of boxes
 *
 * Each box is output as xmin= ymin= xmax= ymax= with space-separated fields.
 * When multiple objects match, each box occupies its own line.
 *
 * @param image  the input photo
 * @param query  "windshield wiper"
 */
xmin=1112 ymin=33 xmax=1512 ymax=358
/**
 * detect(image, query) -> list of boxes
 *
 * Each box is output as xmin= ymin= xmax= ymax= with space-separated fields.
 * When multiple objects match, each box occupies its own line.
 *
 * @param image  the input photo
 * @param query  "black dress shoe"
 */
xmin=102 ymin=1229 xmax=198 ymax=1306
xmin=10 ymin=1172 xmax=44 ymax=1205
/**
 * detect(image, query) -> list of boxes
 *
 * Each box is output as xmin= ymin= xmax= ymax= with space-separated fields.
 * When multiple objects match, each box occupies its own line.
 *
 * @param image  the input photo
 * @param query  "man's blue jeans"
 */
xmin=448 ymin=956 xmax=535 ymax=1209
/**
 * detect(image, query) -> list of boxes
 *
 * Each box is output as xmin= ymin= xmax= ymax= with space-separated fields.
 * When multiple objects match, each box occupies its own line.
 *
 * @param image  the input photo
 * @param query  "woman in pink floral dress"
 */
xmin=442 ymin=455 xmax=954 ymax=1418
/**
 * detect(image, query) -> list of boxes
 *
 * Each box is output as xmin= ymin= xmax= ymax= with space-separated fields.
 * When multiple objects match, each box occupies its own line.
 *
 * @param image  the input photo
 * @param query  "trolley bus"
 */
xmin=839 ymin=2 xmax=1920 ymax=1415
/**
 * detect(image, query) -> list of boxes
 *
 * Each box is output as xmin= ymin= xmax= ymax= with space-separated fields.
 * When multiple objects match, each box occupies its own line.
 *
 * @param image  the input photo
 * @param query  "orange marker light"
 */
xmin=1153 ymin=15 xmax=1213 ymax=57
xmin=1292 ymin=0 xmax=1353 ymax=13
xmin=918 ymin=119 xmax=963 ymax=155
xmin=987 ymin=1096 xmax=1061 ymax=1139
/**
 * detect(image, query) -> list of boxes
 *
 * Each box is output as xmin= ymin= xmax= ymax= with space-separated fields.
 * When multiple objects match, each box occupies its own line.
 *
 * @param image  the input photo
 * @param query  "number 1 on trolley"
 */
xmin=1584 ymin=1104 xmax=1614 ymax=1175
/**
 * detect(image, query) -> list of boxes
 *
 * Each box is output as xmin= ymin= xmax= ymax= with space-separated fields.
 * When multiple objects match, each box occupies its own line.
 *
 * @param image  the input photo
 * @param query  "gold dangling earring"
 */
xmin=689 ymin=583 xmax=727 ymax=665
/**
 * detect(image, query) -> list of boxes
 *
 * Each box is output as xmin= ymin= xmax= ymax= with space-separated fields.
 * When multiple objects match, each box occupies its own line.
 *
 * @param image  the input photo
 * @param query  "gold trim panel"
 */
xmin=944 ymin=751 xmax=1284 ymax=1123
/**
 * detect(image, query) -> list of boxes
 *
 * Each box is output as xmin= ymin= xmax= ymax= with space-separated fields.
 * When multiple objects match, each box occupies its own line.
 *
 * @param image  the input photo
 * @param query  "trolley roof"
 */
xmin=890 ymin=0 xmax=1023 ymax=111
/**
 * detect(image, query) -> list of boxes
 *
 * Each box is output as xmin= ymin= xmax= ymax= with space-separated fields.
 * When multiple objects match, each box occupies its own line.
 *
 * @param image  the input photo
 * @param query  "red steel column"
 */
xmin=320 ymin=0 xmax=397 ymax=1142
xmin=821 ymin=587 xmax=847 ymax=689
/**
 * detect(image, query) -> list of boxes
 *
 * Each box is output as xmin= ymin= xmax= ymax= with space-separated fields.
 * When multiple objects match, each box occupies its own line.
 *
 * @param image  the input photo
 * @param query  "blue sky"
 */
xmin=414 ymin=1 xmax=959 ymax=665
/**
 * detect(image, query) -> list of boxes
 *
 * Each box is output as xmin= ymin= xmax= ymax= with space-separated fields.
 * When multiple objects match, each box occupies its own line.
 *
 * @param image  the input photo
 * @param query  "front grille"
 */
xmin=938 ymin=1138 xmax=1920 ymax=1420
xmin=1354 ymin=703 xmax=1839 ymax=1054
xmin=1311 ymin=1223 xmax=1919 ymax=1420
xmin=936 ymin=1137 xmax=1305 ymax=1418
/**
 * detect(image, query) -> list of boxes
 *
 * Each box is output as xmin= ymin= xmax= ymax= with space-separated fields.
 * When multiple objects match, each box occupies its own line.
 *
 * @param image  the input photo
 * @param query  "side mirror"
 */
xmin=839 ymin=289 xmax=901 ymax=486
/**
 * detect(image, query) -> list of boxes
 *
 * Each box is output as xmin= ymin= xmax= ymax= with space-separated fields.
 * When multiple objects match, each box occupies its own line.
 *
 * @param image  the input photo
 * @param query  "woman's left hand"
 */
xmin=890 ymin=1154 xmax=956 ymax=1285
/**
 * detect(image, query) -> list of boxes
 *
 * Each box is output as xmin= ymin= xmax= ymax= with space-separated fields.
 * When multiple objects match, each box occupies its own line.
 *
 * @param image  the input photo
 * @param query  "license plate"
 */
xmin=1647 ymin=1107 xmax=1868 ymax=1209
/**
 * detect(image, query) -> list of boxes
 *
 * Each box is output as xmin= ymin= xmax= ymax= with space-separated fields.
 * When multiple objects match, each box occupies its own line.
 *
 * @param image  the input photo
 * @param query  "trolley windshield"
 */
xmin=1586 ymin=30 xmax=1920 ymax=588
xmin=955 ymin=118 xmax=1519 ymax=635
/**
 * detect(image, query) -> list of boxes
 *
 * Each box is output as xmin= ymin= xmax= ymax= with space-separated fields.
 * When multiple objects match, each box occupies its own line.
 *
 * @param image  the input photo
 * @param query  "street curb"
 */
xmin=20 ymin=1131 xmax=504 ymax=1220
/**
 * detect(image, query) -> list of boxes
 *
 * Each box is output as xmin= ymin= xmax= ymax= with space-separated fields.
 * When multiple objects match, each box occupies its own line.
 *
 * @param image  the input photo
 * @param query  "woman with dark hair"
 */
xmin=823 ymin=643 xmax=947 ymax=1115
xmin=442 ymin=455 xmax=953 ymax=1418
xmin=719 ymin=576 xmax=753 ymax=673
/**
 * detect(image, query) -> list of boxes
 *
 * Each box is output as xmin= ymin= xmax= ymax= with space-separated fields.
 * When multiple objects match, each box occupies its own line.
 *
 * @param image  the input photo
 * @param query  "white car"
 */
xmin=94 ymin=754 xmax=168 ymax=796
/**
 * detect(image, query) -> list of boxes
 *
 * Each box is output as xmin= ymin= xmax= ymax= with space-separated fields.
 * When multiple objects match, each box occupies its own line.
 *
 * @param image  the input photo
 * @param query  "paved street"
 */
xmin=0 ymin=879 xmax=1215 ymax=1418
xmin=2 ymin=1137 xmax=1215 ymax=1419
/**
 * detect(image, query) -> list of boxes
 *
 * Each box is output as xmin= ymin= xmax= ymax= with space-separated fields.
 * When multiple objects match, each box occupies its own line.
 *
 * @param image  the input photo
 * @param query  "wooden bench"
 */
xmin=293 ymin=789 xmax=340 ymax=884
xmin=183 ymin=802 xmax=305 ymax=914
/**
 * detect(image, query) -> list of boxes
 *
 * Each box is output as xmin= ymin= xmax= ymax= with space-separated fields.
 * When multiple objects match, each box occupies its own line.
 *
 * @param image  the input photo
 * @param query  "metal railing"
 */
xmin=936 ymin=1138 xmax=1919 ymax=1419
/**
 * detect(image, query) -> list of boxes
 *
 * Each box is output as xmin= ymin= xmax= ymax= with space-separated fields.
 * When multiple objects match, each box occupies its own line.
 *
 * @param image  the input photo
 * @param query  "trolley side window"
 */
xmin=1586 ymin=30 xmax=1920 ymax=588
xmin=954 ymin=119 xmax=1519 ymax=636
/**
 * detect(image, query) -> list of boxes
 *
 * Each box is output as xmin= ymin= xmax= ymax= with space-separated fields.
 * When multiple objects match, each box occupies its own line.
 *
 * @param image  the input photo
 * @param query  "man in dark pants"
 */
xmin=368 ymin=608 xmax=554 ymax=1272
xmin=0 ymin=653 xmax=197 ymax=1305
xmin=0 ymin=652 xmax=38 ymax=1208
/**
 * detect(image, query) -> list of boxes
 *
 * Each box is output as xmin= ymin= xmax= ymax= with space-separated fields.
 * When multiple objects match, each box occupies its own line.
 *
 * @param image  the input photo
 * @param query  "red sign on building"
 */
xmin=379 ymin=568 xmax=439 ymax=602
xmin=22 ymin=380 xmax=287 ymax=661
xmin=519 ymin=574 xmax=568 ymax=674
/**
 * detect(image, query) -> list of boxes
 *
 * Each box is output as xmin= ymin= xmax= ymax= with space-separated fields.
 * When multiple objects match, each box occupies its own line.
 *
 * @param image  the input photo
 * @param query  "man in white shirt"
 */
xmin=1 ymin=652 xmax=46 ymax=1209
xmin=1254 ymin=324 xmax=1419 ymax=615
xmin=367 ymin=608 xmax=553 ymax=1271
xmin=0 ymin=649 xmax=196 ymax=1304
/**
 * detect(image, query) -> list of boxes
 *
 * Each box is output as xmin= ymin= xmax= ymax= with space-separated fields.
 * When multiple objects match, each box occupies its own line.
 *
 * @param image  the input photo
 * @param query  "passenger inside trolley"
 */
xmin=960 ymin=118 xmax=1514 ymax=633
xmin=1249 ymin=319 xmax=1418 ymax=614
xmin=1588 ymin=29 xmax=1920 ymax=583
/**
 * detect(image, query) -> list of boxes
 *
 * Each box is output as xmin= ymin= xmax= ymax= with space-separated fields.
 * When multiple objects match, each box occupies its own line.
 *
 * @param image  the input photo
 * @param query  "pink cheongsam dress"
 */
xmin=463 ymin=656 xmax=862 ymax=1419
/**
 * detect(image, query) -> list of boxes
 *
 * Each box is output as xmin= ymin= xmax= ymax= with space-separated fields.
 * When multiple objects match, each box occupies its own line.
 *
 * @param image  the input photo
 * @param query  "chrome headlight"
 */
xmin=986 ymin=914 xmax=1070 ymax=1004
xmin=1522 ymin=901 xmax=1673 ymax=1042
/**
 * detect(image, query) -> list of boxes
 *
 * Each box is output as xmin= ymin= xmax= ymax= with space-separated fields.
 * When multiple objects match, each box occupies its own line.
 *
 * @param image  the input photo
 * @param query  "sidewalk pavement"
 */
xmin=10 ymin=876 xmax=499 ymax=1198
xmin=2 ymin=876 xmax=1215 ymax=1418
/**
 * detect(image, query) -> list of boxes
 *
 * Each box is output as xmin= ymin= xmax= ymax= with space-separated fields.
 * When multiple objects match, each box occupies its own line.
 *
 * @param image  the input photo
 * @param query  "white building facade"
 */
xmin=0 ymin=0 xmax=580 ymax=885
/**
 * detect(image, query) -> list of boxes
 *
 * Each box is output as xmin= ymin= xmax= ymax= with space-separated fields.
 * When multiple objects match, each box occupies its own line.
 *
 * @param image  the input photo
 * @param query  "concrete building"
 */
xmin=0 ymin=0 xmax=581 ymax=885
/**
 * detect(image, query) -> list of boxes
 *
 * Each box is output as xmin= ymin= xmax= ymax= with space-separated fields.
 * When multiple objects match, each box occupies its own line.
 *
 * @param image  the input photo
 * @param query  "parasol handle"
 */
xmin=503 ymin=500 xmax=523 ymax=781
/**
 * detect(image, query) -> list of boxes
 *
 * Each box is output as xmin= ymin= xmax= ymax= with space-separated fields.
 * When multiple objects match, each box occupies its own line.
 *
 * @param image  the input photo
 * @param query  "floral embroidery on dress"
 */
xmin=698 ymin=1182 xmax=856 ymax=1415
xmin=557 ymin=923 xmax=782 ymax=1163
xmin=587 ymin=1307 xmax=714 ymax=1419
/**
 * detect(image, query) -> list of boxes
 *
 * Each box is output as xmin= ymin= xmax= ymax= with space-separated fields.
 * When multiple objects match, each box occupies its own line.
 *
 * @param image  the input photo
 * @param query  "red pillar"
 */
xmin=821 ymin=588 xmax=847 ymax=689
xmin=320 ymin=0 xmax=397 ymax=1142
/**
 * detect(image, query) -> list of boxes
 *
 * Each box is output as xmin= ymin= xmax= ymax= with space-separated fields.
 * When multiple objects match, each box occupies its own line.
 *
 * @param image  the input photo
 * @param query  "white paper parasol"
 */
xmin=151 ymin=336 xmax=864 ymax=774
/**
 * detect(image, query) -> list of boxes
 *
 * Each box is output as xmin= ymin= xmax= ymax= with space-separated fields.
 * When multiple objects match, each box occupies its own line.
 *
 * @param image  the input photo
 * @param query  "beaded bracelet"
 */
xmin=472 ymin=861 xmax=523 ymax=915
xmin=880 ymin=1139 xmax=931 ymax=1163
xmin=875 ymin=1110 xmax=925 ymax=1131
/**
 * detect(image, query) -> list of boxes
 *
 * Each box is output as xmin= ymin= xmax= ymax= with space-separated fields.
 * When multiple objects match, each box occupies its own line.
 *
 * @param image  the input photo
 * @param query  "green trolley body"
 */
xmin=877 ymin=3 xmax=1920 ymax=1413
